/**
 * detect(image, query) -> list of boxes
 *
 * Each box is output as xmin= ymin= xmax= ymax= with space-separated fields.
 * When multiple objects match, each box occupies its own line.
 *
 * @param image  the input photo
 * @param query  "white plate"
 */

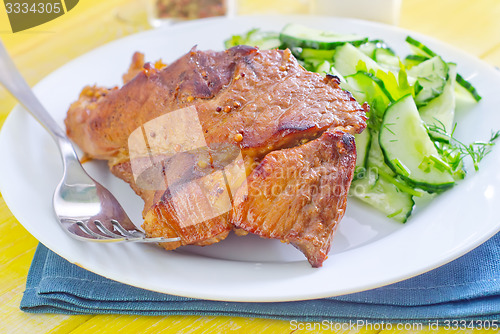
xmin=1 ymin=16 xmax=500 ymax=302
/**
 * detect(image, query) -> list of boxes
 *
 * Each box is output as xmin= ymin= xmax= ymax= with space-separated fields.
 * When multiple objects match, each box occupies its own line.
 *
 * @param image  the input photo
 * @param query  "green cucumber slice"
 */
xmin=335 ymin=45 xmax=409 ymax=103
xmin=354 ymin=129 xmax=371 ymax=172
xmin=311 ymin=60 xmax=345 ymax=82
xmin=405 ymin=36 xmax=437 ymax=58
xmin=224 ymin=29 xmax=281 ymax=50
xmin=379 ymin=94 xmax=455 ymax=192
xmin=357 ymin=41 xmax=379 ymax=59
xmin=404 ymin=55 xmax=428 ymax=69
xmin=366 ymin=130 xmax=425 ymax=198
xmin=407 ymin=56 xmax=449 ymax=107
xmin=334 ymin=43 xmax=385 ymax=77
xmin=357 ymin=40 xmax=394 ymax=58
xmin=350 ymin=170 xmax=414 ymax=223
xmin=300 ymin=48 xmax=336 ymax=61
xmin=367 ymin=129 xmax=396 ymax=177
xmin=315 ymin=60 xmax=332 ymax=75
xmin=419 ymin=63 xmax=457 ymax=142
xmin=303 ymin=58 xmax=322 ymax=72
xmin=342 ymin=72 xmax=392 ymax=123
xmin=341 ymin=73 xmax=368 ymax=102
xmin=374 ymin=48 xmax=401 ymax=72
xmin=405 ymin=36 xmax=482 ymax=102
xmin=280 ymin=23 xmax=367 ymax=50
xmin=455 ymin=73 xmax=482 ymax=102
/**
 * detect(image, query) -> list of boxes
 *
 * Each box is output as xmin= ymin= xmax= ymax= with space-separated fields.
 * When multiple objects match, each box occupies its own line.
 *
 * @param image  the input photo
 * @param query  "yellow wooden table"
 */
xmin=1 ymin=0 xmax=500 ymax=333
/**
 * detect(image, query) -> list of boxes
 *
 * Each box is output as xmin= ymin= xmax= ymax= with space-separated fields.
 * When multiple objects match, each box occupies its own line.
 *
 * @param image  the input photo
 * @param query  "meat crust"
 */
xmin=231 ymin=129 xmax=356 ymax=267
xmin=65 ymin=46 xmax=367 ymax=266
xmin=66 ymin=46 xmax=365 ymax=163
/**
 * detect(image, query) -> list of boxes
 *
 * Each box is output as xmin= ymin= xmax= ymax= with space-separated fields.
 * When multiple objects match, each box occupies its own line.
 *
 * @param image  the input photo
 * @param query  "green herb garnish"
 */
xmin=429 ymin=120 xmax=500 ymax=172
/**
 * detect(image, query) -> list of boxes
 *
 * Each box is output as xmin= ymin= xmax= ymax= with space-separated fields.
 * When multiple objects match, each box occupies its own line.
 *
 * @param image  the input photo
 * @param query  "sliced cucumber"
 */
xmin=404 ymin=54 xmax=428 ymax=69
xmin=327 ymin=65 xmax=345 ymax=82
xmin=224 ymin=29 xmax=281 ymax=50
xmin=315 ymin=60 xmax=332 ymax=75
xmin=455 ymin=73 xmax=482 ymax=102
xmin=342 ymin=71 xmax=392 ymax=122
xmin=300 ymin=48 xmax=336 ymax=61
xmin=257 ymin=37 xmax=283 ymax=50
xmin=303 ymin=58 xmax=322 ymax=72
xmin=356 ymin=40 xmax=393 ymax=59
xmin=350 ymin=170 xmax=414 ymax=223
xmin=405 ymin=36 xmax=482 ymax=102
xmin=455 ymin=77 xmax=481 ymax=111
xmin=290 ymin=47 xmax=303 ymax=59
xmin=341 ymin=73 xmax=368 ymax=102
xmin=367 ymin=129 xmax=396 ymax=177
xmin=405 ymin=36 xmax=437 ymax=58
xmin=374 ymin=48 xmax=401 ymax=72
xmin=354 ymin=129 xmax=371 ymax=172
xmin=280 ymin=23 xmax=367 ymax=50
xmin=365 ymin=130 xmax=425 ymax=198
xmin=407 ymin=56 xmax=449 ymax=107
xmin=334 ymin=43 xmax=385 ymax=77
xmin=419 ymin=63 xmax=457 ymax=142
xmin=335 ymin=47 xmax=409 ymax=103
xmin=357 ymin=41 xmax=379 ymax=59
xmin=379 ymin=94 xmax=455 ymax=192
xmin=311 ymin=60 xmax=346 ymax=82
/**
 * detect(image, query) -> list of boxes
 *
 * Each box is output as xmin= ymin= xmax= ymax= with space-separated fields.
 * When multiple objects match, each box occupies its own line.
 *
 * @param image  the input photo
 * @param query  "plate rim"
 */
xmin=1 ymin=15 xmax=500 ymax=302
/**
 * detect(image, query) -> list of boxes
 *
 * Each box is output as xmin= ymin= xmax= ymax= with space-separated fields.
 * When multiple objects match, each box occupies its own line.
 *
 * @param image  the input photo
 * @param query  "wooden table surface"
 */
xmin=1 ymin=0 xmax=500 ymax=333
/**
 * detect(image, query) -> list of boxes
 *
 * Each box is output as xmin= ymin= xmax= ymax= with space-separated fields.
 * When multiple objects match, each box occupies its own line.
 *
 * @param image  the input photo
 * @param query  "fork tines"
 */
xmin=74 ymin=220 xmax=180 ymax=243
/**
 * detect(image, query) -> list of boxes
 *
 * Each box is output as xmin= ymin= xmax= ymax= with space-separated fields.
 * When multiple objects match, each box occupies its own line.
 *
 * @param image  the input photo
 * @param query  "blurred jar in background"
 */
xmin=149 ymin=0 xmax=231 ymax=27
xmin=147 ymin=0 xmax=401 ymax=28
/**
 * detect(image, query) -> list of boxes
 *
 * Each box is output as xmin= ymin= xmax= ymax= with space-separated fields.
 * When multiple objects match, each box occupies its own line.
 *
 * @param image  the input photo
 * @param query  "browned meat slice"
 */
xmin=231 ymin=129 xmax=356 ymax=267
xmin=66 ymin=46 xmax=365 ymax=164
xmin=110 ymin=157 xmax=231 ymax=250
xmin=122 ymin=52 xmax=145 ymax=84
xmin=65 ymin=45 xmax=367 ymax=262
xmin=122 ymin=52 xmax=167 ymax=84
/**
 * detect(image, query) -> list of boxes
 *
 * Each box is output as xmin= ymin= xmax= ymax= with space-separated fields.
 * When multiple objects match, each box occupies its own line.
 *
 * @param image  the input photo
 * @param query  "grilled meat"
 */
xmin=231 ymin=129 xmax=356 ymax=267
xmin=65 ymin=45 xmax=367 ymax=266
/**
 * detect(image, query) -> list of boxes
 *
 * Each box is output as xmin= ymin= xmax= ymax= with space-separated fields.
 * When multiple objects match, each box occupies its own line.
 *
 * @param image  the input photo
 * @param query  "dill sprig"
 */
xmin=428 ymin=121 xmax=500 ymax=172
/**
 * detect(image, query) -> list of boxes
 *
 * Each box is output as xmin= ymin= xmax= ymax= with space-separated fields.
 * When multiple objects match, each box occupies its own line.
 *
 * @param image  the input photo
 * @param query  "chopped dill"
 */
xmin=428 ymin=120 xmax=500 ymax=172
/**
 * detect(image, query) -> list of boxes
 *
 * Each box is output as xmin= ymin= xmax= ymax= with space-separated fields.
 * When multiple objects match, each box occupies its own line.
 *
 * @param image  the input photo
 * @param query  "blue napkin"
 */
xmin=21 ymin=232 xmax=500 ymax=322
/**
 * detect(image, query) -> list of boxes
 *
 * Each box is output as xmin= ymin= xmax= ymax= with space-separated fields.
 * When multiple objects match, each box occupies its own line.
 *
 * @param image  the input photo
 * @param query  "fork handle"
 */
xmin=0 ymin=41 xmax=78 ymax=162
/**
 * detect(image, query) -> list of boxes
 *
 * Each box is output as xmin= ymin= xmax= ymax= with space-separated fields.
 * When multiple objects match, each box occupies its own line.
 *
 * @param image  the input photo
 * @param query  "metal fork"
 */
xmin=0 ymin=41 xmax=180 ymax=243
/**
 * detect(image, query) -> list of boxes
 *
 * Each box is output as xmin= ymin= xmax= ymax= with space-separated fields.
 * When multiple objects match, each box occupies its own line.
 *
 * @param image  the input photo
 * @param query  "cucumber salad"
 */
xmin=225 ymin=24 xmax=498 ymax=223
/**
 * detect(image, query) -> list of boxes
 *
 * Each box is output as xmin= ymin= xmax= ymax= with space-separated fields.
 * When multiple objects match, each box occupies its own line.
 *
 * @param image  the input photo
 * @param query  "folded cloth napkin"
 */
xmin=21 ymin=232 xmax=500 ymax=322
